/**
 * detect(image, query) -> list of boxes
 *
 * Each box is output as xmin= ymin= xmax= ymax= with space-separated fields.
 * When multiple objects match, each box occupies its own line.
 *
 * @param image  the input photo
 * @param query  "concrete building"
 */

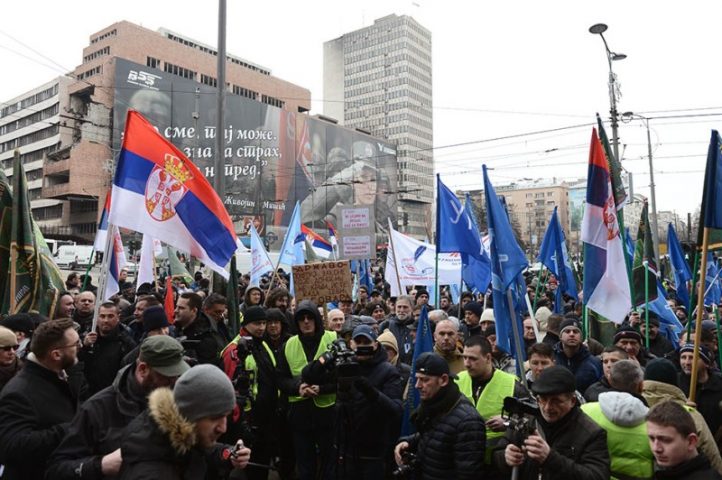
xmin=0 ymin=20 xmax=311 ymax=242
xmin=323 ymin=14 xmax=433 ymax=238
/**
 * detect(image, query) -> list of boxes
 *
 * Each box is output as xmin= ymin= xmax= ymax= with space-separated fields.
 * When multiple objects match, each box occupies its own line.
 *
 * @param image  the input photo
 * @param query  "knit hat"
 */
xmin=415 ymin=289 xmax=429 ymax=300
xmin=644 ymin=358 xmax=679 ymax=387
xmin=480 ymin=308 xmax=495 ymax=323
xmin=242 ymin=306 xmax=267 ymax=326
xmin=464 ymin=301 xmax=483 ymax=318
xmin=534 ymin=306 xmax=552 ymax=326
xmin=680 ymin=344 xmax=713 ymax=366
xmin=559 ymin=317 xmax=582 ymax=334
xmin=0 ymin=313 xmax=34 ymax=335
xmin=613 ymin=326 xmax=643 ymax=345
xmin=173 ymin=365 xmax=236 ymax=422
xmin=0 ymin=326 xmax=18 ymax=348
xmin=377 ymin=330 xmax=398 ymax=353
xmin=143 ymin=306 xmax=170 ymax=333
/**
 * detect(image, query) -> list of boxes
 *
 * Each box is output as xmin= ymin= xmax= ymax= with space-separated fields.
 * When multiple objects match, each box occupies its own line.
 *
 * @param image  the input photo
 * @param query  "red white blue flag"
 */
xmin=301 ymin=225 xmax=333 ymax=259
xmin=108 ymin=110 xmax=238 ymax=278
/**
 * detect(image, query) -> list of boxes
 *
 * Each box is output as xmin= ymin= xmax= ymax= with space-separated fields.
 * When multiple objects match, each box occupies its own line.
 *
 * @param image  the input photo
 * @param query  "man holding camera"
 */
xmin=394 ymin=352 xmax=485 ymax=480
xmin=276 ymin=300 xmax=338 ymax=480
xmin=496 ymin=365 xmax=610 ymax=480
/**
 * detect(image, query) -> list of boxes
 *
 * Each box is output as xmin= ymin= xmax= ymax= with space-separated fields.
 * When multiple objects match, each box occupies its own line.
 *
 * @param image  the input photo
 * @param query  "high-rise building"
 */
xmin=1 ymin=20 xmax=311 ymax=242
xmin=323 ymin=14 xmax=433 ymax=238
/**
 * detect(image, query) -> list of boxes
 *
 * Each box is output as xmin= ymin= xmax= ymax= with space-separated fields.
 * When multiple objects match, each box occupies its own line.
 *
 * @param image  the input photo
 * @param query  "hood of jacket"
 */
xmin=597 ymin=391 xmax=648 ymax=427
xmin=642 ymin=379 xmax=688 ymax=407
xmin=148 ymin=387 xmax=197 ymax=455
xmin=294 ymin=300 xmax=324 ymax=339
xmin=113 ymin=363 xmax=149 ymax=418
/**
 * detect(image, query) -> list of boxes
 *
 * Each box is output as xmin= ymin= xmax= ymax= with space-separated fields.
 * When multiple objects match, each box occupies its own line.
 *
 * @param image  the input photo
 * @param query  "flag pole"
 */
xmin=434 ymin=175 xmax=440 ymax=307
xmin=524 ymin=292 xmax=541 ymax=342
xmin=532 ymin=267 xmax=547 ymax=312
xmin=81 ymin=251 xmax=95 ymax=291
xmin=506 ymin=288 xmax=528 ymax=389
xmin=689 ymin=228 xmax=710 ymax=404
xmin=643 ymin=260 xmax=650 ymax=349
xmin=387 ymin=218 xmax=403 ymax=295
xmin=92 ymin=222 xmax=116 ymax=332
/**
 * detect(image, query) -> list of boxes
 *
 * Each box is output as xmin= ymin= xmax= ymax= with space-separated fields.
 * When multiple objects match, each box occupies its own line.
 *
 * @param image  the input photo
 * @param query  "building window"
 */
xmin=90 ymin=29 xmax=117 ymax=44
xmin=83 ymin=46 xmax=110 ymax=63
xmin=0 ymin=125 xmax=59 ymax=154
xmin=32 ymin=204 xmax=63 ymax=220
xmin=1 ymin=84 xmax=58 ymax=118
xmin=77 ymin=65 xmax=102 ymax=80
xmin=200 ymin=74 xmax=217 ymax=88
xmin=231 ymin=84 xmax=258 ymax=100
xmin=146 ymin=56 xmax=161 ymax=69
xmin=261 ymin=94 xmax=285 ymax=109
xmin=164 ymin=62 xmax=196 ymax=80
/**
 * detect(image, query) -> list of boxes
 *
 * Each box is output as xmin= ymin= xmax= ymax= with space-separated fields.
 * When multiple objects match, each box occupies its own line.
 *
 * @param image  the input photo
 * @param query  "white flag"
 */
xmin=137 ymin=235 xmax=161 ymax=288
xmin=250 ymin=225 xmax=273 ymax=287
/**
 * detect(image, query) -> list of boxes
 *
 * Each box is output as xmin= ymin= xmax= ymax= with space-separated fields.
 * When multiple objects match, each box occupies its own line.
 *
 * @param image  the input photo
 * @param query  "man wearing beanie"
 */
xmin=462 ymin=301 xmax=484 ymax=338
xmin=638 ymin=312 xmax=675 ymax=358
xmin=613 ymin=325 xmax=653 ymax=367
xmin=119 ymin=364 xmax=251 ymax=479
xmin=0 ymin=326 xmax=21 ymax=393
xmin=220 ymin=306 xmax=278 ymax=480
xmin=678 ymin=343 xmax=722 ymax=438
xmin=552 ymin=317 xmax=602 ymax=393
xmin=276 ymin=300 xmax=338 ymax=480
xmin=120 ymin=305 xmax=172 ymax=367
xmin=497 ymin=365 xmax=610 ymax=480
xmin=642 ymin=358 xmax=722 ymax=474
xmin=47 ymin=336 xmax=190 ymax=479
xmin=395 ymin=352 xmax=485 ymax=480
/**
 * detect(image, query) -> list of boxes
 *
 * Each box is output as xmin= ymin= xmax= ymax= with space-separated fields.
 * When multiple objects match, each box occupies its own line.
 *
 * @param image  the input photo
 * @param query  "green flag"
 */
xmin=0 ymin=167 xmax=13 ymax=312
xmin=2 ymin=151 xmax=64 ymax=316
xmin=597 ymin=114 xmax=627 ymax=209
xmin=632 ymin=201 xmax=658 ymax=307
xmin=226 ymin=255 xmax=240 ymax=338
xmin=166 ymin=246 xmax=193 ymax=284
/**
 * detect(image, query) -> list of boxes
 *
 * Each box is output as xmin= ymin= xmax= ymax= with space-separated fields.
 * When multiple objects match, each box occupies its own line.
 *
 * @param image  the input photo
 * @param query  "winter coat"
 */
xmin=553 ymin=342 xmax=602 ymax=394
xmin=118 ymin=388 xmax=231 ymax=480
xmin=493 ymin=406 xmax=610 ymax=480
xmin=179 ymin=312 xmax=225 ymax=367
xmin=334 ymin=346 xmax=403 ymax=458
xmin=647 ymin=334 xmax=675 ymax=358
xmin=80 ymin=327 xmax=137 ymax=396
xmin=654 ymin=453 xmax=722 ymax=479
xmin=584 ymin=376 xmax=614 ymax=402
xmin=0 ymin=357 xmax=78 ymax=480
xmin=581 ymin=391 xmax=653 ymax=480
xmin=378 ymin=315 xmax=415 ymax=365
xmin=680 ymin=371 xmax=722 ymax=438
xmin=643 ymin=380 xmax=722 ymax=475
xmin=46 ymin=363 xmax=148 ymax=480
xmin=400 ymin=382 xmax=485 ymax=480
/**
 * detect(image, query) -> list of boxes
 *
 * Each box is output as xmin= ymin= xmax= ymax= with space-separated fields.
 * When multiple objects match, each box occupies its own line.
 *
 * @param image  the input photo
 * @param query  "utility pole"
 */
xmin=214 ymin=0 xmax=227 ymax=198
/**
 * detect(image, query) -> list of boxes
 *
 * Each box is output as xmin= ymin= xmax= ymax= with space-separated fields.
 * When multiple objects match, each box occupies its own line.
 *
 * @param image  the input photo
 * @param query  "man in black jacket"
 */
xmin=0 ymin=318 xmax=81 ymax=480
xmin=497 ymin=365 xmax=610 ymax=480
xmin=174 ymin=292 xmax=225 ymax=367
xmin=47 ymin=336 xmax=189 ymax=479
xmin=394 ymin=352 xmax=485 ymax=480
xmin=378 ymin=295 xmax=415 ymax=365
xmin=80 ymin=301 xmax=137 ymax=396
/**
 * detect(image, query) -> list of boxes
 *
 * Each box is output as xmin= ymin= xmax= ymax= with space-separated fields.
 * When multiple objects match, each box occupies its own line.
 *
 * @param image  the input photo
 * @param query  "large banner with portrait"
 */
xmin=112 ymin=58 xmax=397 ymax=252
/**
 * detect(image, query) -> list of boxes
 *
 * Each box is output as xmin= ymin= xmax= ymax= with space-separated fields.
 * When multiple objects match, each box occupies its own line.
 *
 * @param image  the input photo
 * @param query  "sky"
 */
xmin=1 ymin=0 xmax=720 ymax=221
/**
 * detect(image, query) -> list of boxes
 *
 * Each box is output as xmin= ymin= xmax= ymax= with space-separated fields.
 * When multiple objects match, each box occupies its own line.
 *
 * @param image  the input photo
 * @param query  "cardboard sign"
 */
xmin=292 ymin=260 xmax=353 ymax=304
xmin=338 ymin=205 xmax=376 ymax=260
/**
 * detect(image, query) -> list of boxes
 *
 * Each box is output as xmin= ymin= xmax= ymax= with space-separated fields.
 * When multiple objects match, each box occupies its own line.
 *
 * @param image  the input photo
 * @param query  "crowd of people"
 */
xmin=0 ymin=263 xmax=721 ymax=480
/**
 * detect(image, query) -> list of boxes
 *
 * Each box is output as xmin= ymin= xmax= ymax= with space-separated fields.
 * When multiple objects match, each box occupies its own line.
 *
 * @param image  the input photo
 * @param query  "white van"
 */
xmin=55 ymin=245 xmax=95 ymax=269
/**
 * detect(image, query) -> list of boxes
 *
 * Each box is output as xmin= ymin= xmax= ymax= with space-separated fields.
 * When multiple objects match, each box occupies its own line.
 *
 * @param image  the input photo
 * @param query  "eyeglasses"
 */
xmin=1 ymin=345 xmax=19 ymax=352
xmin=57 ymin=340 xmax=82 ymax=350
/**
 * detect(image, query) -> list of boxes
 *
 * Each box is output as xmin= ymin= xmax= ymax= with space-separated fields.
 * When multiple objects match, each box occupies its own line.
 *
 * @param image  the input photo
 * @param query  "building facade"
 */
xmin=0 ymin=20 xmax=311 ymax=243
xmin=323 ymin=14 xmax=433 ymax=238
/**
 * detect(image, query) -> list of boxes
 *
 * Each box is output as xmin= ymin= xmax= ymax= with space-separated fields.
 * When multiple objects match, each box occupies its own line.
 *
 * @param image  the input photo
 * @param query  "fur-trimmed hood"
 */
xmin=148 ymin=387 xmax=197 ymax=455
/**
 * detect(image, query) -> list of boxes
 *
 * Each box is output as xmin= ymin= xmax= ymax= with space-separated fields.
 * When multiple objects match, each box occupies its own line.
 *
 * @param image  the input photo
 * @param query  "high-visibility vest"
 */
xmin=581 ymin=402 xmax=654 ymax=480
xmin=285 ymin=330 xmax=337 ymax=408
xmin=243 ymin=341 xmax=277 ymax=411
xmin=456 ymin=369 xmax=516 ymax=463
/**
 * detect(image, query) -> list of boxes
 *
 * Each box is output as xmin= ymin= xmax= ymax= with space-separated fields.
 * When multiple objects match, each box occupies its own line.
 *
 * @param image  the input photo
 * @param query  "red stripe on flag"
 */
xmin=165 ymin=276 xmax=175 ymax=324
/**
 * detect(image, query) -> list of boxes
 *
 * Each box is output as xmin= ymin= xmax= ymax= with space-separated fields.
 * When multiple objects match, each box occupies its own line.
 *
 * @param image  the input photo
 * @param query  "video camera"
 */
xmin=502 ymin=396 xmax=540 ymax=447
xmin=392 ymin=452 xmax=419 ymax=478
xmin=319 ymin=338 xmax=358 ymax=370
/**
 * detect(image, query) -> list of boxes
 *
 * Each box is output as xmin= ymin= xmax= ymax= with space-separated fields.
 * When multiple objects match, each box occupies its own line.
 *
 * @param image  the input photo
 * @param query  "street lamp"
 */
xmin=589 ymin=23 xmax=627 ymax=164
xmin=621 ymin=111 xmax=660 ymax=268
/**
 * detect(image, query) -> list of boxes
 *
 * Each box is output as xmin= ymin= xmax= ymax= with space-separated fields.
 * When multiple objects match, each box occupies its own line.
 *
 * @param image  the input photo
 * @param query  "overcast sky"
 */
xmin=2 ymin=0 xmax=719 ymax=220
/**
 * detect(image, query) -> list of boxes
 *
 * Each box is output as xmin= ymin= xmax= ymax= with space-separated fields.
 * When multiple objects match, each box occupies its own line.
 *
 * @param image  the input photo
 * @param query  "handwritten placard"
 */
xmin=292 ymin=261 xmax=353 ymax=304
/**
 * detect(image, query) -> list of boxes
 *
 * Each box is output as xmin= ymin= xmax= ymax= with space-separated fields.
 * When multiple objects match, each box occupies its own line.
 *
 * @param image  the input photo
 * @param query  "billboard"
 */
xmin=112 ymin=58 xmax=397 ymax=251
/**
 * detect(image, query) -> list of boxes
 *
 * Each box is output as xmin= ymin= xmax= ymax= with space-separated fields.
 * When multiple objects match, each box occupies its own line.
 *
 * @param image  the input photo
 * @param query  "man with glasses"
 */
xmin=496 ymin=365 xmax=610 ymax=480
xmin=0 ymin=318 xmax=81 ymax=479
xmin=0 ymin=326 xmax=22 ymax=393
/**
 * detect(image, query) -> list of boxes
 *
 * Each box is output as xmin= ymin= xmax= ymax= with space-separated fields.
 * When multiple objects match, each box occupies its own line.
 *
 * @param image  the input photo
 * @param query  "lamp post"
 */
xmin=621 ymin=112 xmax=660 ymax=268
xmin=589 ymin=23 xmax=626 ymax=164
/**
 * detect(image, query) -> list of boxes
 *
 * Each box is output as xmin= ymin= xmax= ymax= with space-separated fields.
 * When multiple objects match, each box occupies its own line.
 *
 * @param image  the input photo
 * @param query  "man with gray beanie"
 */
xmin=119 ymin=364 xmax=251 ymax=479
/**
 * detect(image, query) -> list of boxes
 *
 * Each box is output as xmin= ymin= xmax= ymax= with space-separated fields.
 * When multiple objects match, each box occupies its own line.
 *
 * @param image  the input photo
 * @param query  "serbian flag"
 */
xmin=93 ymin=191 xmax=111 ymax=252
xmin=582 ymin=128 xmax=631 ymax=322
xmin=108 ymin=111 xmax=238 ymax=278
xmin=103 ymin=226 xmax=127 ymax=301
xmin=301 ymin=225 xmax=333 ymax=259
xmin=327 ymin=221 xmax=338 ymax=247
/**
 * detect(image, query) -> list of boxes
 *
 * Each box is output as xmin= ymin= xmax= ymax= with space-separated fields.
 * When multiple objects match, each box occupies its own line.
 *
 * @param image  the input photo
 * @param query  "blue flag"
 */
xmin=462 ymin=193 xmax=492 ymax=293
xmin=668 ymin=223 xmax=692 ymax=308
xmin=648 ymin=279 xmax=683 ymax=346
xmin=705 ymin=254 xmax=721 ymax=306
xmin=538 ymin=207 xmax=578 ymax=313
xmin=350 ymin=259 xmax=374 ymax=294
xmin=276 ymin=201 xmax=304 ymax=294
xmin=400 ymin=306 xmax=433 ymax=436
xmin=483 ymin=165 xmax=528 ymax=358
xmin=437 ymin=175 xmax=484 ymax=259
xmin=703 ymin=130 xmax=722 ymax=229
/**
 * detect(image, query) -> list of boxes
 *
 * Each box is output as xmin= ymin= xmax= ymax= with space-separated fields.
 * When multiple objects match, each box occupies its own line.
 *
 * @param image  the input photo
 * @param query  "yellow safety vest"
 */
xmin=285 ymin=330 xmax=337 ymax=408
xmin=456 ymin=369 xmax=516 ymax=463
xmin=581 ymin=402 xmax=653 ymax=480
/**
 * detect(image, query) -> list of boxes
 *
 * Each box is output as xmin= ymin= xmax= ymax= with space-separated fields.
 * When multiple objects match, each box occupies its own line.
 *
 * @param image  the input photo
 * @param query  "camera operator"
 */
xmin=394 ymin=352 xmax=485 ymax=480
xmin=495 ymin=365 xmax=610 ymax=480
xmin=276 ymin=300 xmax=338 ymax=480
xmin=306 ymin=325 xmax=403 ymax=479
xmin=220 ymin=306 xmax=278 ymax=480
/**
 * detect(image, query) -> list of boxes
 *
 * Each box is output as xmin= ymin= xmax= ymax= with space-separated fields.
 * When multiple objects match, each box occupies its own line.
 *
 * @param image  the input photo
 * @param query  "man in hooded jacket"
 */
xmin=276 ymin=300 xmax=337 ymax=480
